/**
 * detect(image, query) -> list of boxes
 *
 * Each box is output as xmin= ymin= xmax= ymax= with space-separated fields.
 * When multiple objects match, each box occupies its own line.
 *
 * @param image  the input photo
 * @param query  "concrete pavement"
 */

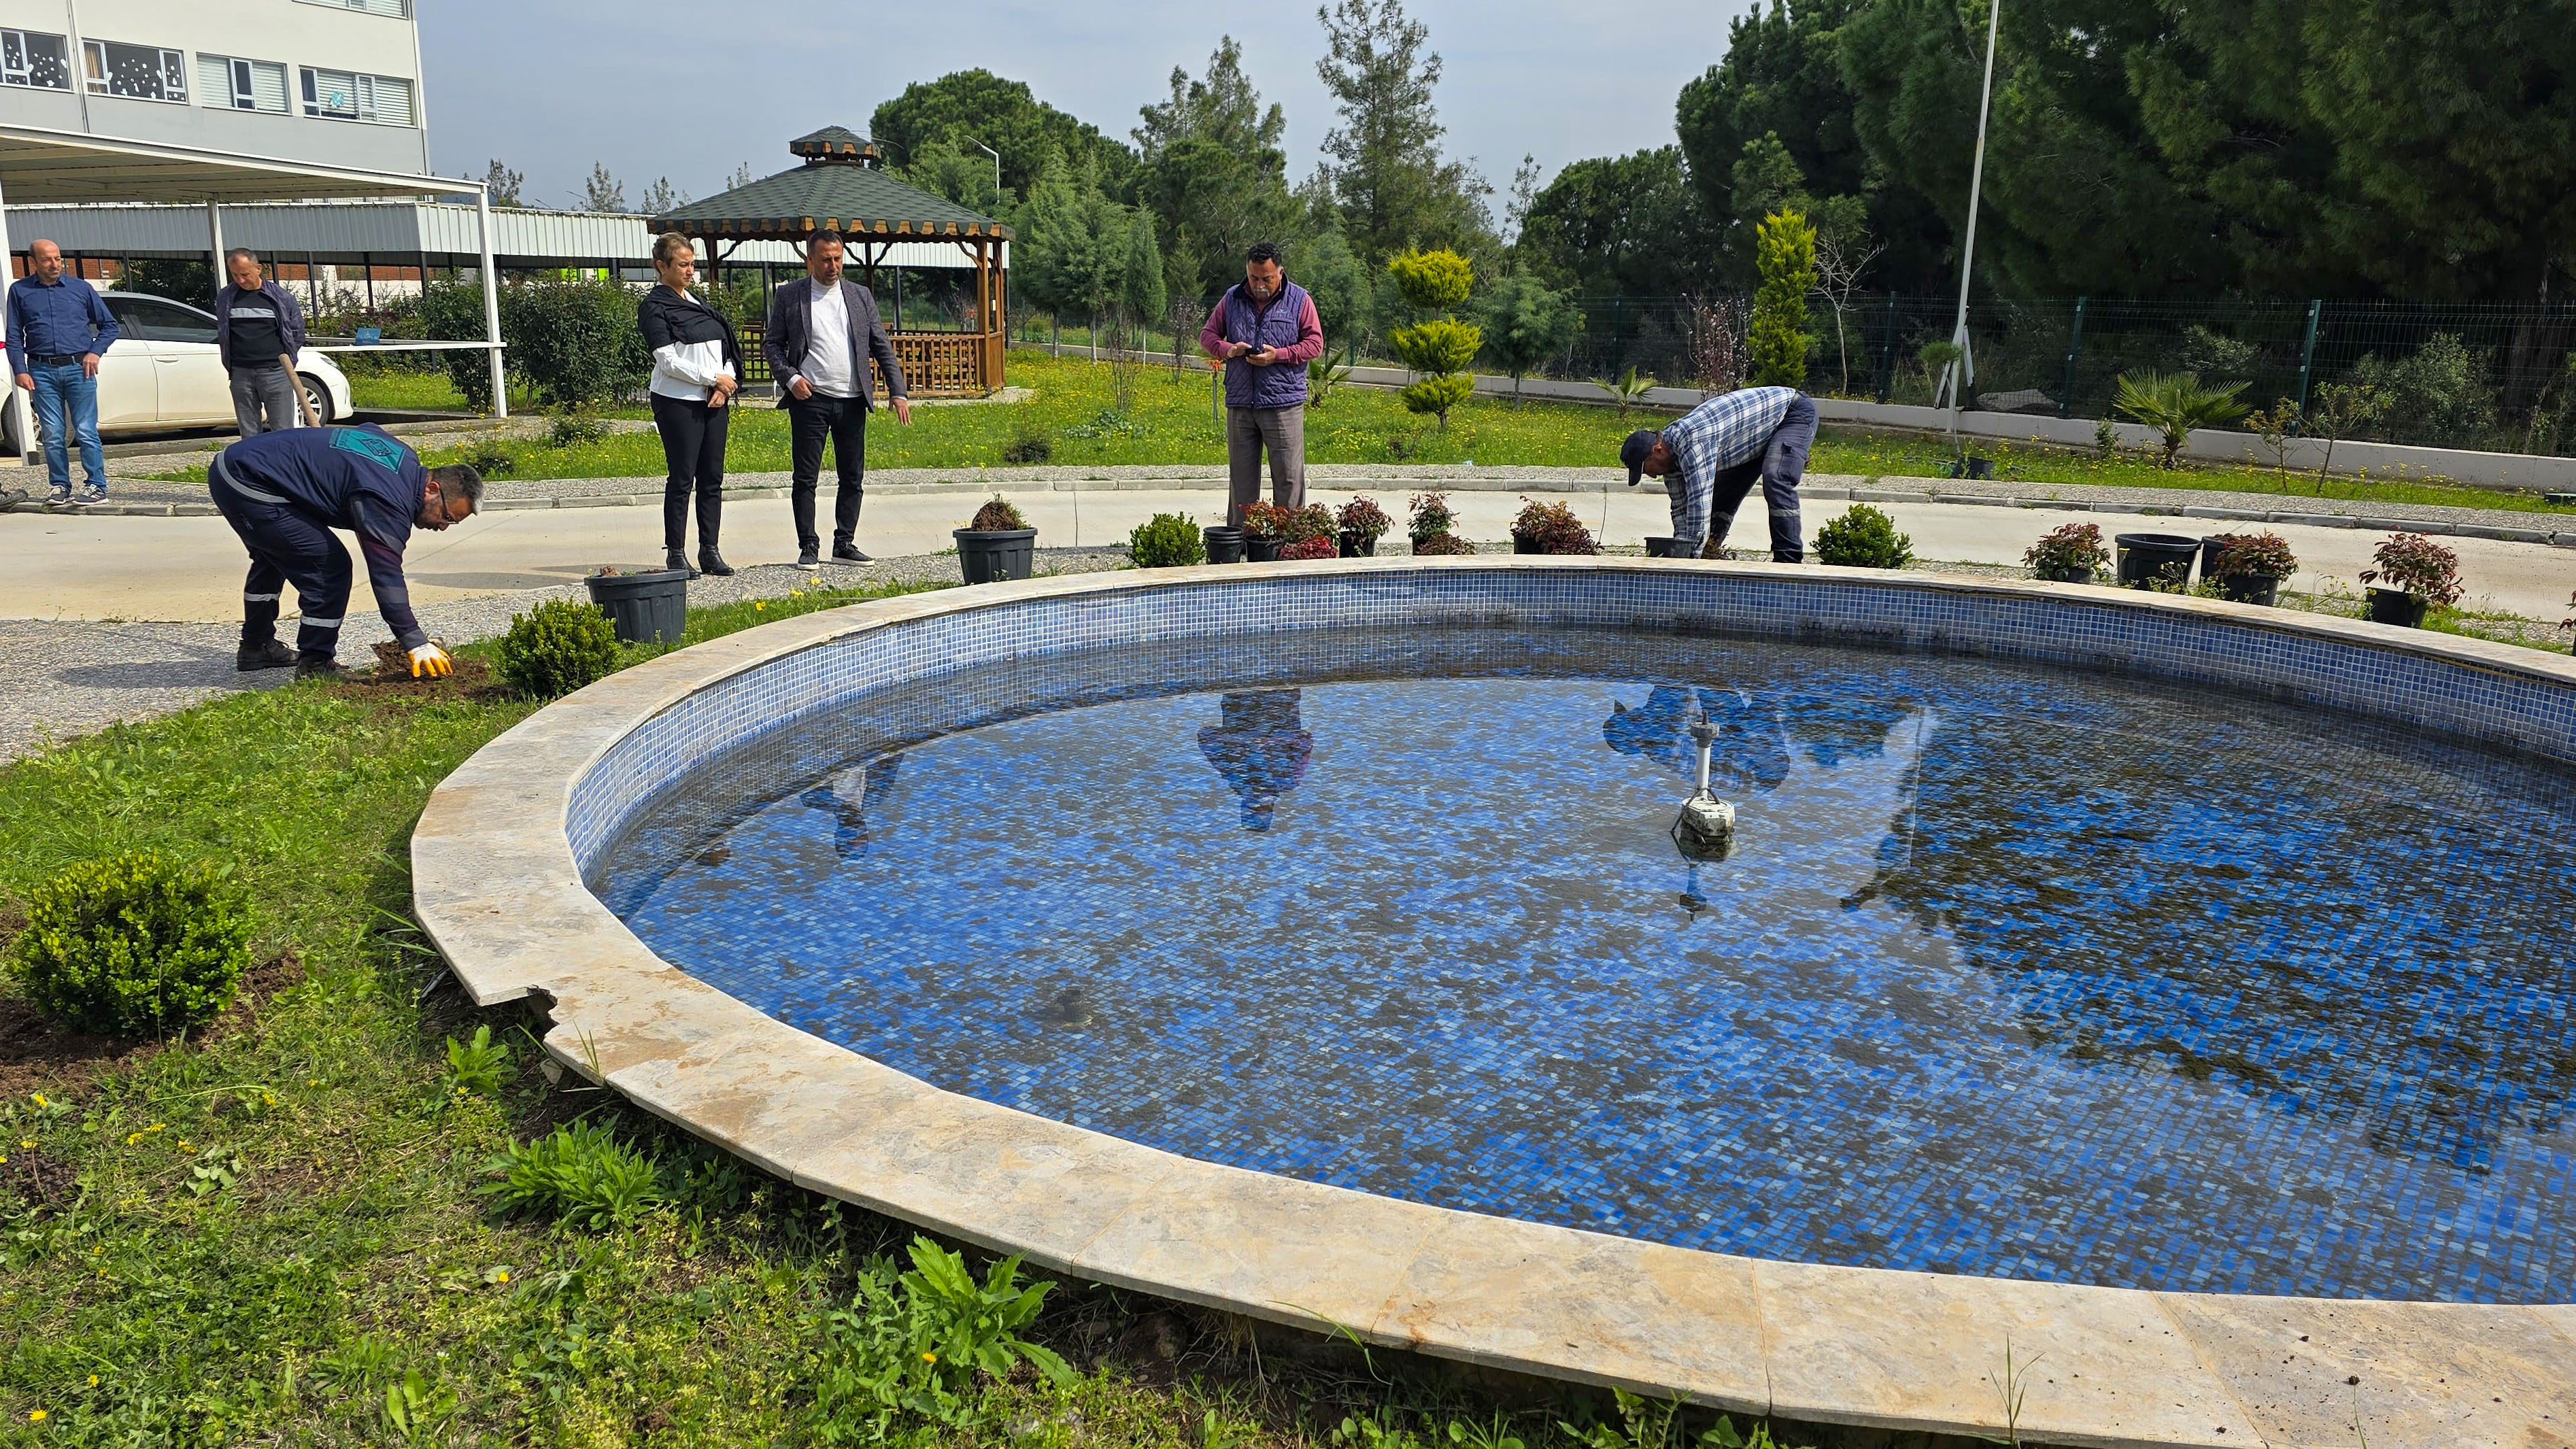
xmin=8 ymin=477 xmax=2574 ymax=624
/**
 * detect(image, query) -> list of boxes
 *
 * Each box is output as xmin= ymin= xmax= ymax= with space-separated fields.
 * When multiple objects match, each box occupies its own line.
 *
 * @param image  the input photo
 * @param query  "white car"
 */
xmin=3 ymin=292 xmax=354 ymax=449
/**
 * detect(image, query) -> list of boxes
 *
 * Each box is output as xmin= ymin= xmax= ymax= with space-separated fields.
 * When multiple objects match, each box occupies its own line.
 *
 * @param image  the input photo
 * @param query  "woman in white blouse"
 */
xmin=639 ymin=232 xmax=744 ymax=575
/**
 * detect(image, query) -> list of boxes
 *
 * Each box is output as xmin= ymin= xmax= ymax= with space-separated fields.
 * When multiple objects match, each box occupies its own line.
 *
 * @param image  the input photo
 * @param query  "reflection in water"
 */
xmin=796 ymin=751 xmax=905 ymax=858
xmin=1197 ymin=690 xmax=1313 ymax=832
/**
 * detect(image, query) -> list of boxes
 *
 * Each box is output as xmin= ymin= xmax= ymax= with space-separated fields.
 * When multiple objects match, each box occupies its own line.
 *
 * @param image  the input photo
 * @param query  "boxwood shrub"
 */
xmin=496 ymin=598 xmax=623 ymax=699
xmin=1128 ymin=512 xmax=1205 ymax=568
xmin=9 ymin=852 xmax=251 ymax=1036
xmin=1815 ymin=504 xmax=1916 ymax=569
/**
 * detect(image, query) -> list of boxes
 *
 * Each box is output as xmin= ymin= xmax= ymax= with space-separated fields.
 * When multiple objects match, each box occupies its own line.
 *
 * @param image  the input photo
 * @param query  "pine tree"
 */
xmin=1746 ymin=209 xmax=1816 ymax=388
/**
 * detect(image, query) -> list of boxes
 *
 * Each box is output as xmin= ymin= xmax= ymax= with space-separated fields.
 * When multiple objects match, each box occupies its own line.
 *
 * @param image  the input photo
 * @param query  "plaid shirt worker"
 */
xmin=1657 ymin=386 xmax=1798 ymax=545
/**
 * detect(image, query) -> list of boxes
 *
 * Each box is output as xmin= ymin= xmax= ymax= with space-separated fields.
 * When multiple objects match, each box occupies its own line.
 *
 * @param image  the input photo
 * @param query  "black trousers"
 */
xmin=787 ymin=392 xmax=868 ymax=550
xmin=210 ymin=462 xmax=352 ymax=661
xmin=651 ymin=392 xmax=728 ymax=553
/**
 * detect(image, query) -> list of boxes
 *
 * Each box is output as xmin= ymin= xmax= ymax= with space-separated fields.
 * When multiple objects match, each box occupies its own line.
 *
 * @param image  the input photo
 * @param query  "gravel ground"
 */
xmin=20 ymin=460 xmax=2576 ymax=540
xmin=0 ymin=547 xmax=1130 ymax=764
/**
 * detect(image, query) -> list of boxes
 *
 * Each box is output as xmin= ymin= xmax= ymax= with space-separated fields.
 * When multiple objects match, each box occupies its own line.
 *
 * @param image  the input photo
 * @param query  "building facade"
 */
xmin=0 ymin=0 xmax=428 ymax=175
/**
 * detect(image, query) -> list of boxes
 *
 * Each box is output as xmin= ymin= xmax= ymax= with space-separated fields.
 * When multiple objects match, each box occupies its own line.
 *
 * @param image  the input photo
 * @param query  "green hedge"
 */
xmin=9 ymin=852 xmax=251 ymax=1036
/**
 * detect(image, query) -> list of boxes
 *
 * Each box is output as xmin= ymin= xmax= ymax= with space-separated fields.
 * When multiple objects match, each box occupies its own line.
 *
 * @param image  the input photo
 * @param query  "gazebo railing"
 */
xmin=735 ymin=322 xmax=998 ymax=398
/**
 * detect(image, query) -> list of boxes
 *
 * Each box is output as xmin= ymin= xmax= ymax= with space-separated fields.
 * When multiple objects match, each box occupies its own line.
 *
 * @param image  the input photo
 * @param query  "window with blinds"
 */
xmin=300 ymin=67 xmax=414 ymax=125
xmin=198 ymin=54 xmax=288 ymax=114
xmin=1 ymin=29 xmax=72 ymax=90
xmin=292 ymin=0 xmax=412 ymax=17
xmin=82 ymin=39 xmax=187 ymax=102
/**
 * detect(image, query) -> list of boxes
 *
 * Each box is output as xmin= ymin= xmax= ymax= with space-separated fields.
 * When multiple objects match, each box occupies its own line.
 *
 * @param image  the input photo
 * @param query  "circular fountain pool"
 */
xmin=591 ymin=624 xmax=2576 ymax=1305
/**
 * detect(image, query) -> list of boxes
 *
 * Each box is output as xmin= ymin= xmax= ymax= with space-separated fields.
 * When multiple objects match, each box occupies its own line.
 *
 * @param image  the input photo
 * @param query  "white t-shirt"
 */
xmin=800 ymin=279 xmax=857 ymax=399
xmin=647 ymin=289 xmax=735 ymax=402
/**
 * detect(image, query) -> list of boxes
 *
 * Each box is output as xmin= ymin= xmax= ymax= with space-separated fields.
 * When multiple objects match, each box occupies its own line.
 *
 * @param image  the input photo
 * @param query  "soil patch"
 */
xmin=0 ymin=1144 xmax=77 ymax=1214
xmin=338 ymin=643 xmax=511 ymax=705
xmin=0 ymin=949 xmax=305 ymax=1098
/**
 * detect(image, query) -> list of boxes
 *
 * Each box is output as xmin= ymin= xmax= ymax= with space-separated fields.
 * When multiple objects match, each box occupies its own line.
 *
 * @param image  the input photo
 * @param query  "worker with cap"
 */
xmin=207 ymin=423 xmax=481 ymax=680
xmin=1621 ymin=384 xmax=1817 ymax=562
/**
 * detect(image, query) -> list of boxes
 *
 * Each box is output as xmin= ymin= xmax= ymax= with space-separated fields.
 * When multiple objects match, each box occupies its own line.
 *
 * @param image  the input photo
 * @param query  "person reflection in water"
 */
xmin=1198 ymin=689 xmax=1313 ymax=831
xmin=1602 ymin=685 xmax=1791 ymax=791
xmin=798 ymin=751 xmax=904 ymax=858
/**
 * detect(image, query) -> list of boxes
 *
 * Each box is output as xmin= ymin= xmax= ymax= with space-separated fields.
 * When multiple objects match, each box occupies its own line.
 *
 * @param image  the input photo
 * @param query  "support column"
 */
xmin=476 ymin=187 xmax=506 ymax=417
xmin=0 ymin=166 xmax=31 ymax=465
xmin=206 ymin=199 xmax=225 ymax=292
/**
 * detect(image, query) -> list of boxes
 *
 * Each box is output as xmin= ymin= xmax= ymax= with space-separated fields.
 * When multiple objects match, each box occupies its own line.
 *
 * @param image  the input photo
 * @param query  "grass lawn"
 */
xmin=0 ymin=581 xmax=1833 ymax=1448
xmin=165 ymin=352 xmax=2576 ymax=524
xmin=341 ymin=363 xmax=538 ymax=417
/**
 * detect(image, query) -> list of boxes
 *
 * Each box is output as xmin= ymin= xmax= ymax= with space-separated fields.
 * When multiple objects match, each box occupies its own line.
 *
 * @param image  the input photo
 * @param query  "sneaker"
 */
xmin=236 ymin=638 xmax=297 ymax=672
xmin=46 ymin=487 xmax=71 ymax=507
xmin=830 ymin=543 xmax=871 ymax=565
xmin=796 ymin=545 xmax=820 ymax=568
xmin=72 ymin=485 xmax=107 ymax=506
xmin=697 ymin=547 xmax=735 ymax=577
xmin=294 ymin=658 xmax=352 ymax=683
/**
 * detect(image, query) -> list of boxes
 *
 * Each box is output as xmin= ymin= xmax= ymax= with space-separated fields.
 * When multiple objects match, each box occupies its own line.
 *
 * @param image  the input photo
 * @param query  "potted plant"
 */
xmin=1280 ymin=535 xmax=1340 ymax=560
xmin=1412 ymin=532 xmax=1476 ymax=556
xmin=581 ymin=562 xmax=689 ymax=645
xmin=1336 ymin=496 xmax=1393 ymax=557
xmin=2204 ymin=531 xmax=2298 ymax=607
xmin=2023 ymin=522 xmax=2110 ymax=584
xmin=1510 ymin=498 xmax=1600 ymax=555
xmin=1240 ymin=501 xmax=1293 ymax=562
xmin=954 ymin=495 xmax=1038 ymax=585
xmin=1408 ymin=491 xmax=1457 ymax=551
xmin=2358 ymin=532 xmax=2462 ymax=628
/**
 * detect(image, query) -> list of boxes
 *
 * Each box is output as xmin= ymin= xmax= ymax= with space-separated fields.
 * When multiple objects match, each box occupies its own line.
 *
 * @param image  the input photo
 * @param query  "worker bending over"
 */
xmin=1621 ymin=385 xmax=1817 ymax=562
xmin=209 ymin=424 xmax=480 ymax=680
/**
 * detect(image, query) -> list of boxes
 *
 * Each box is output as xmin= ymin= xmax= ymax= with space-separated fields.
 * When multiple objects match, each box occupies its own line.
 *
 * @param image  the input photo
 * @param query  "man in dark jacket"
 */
xmin=1199 ymin=241 xmax=1325 ymax=526
xmin=762 ymin=230 xmax=911 ymax=567
xmin=214 ymin=249 xmax=309 ymax=437
xmin=208 ymin=424 xmax=480 ymax=679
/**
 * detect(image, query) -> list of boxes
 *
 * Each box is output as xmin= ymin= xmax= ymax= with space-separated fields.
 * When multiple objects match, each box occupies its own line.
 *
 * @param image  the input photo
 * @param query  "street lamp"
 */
xmin=1937 ymin=0 xmax=2004 ymax=424
xmin=961 ymin=136 xmax=1002 ymax=201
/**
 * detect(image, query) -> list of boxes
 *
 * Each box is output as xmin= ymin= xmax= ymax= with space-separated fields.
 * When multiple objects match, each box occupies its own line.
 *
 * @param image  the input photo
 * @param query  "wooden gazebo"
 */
xmin=648 ymin=126 xmax=1010 ymax=397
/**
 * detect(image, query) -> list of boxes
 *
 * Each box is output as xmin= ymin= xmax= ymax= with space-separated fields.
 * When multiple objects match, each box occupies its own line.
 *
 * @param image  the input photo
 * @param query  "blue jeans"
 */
xmin=28 ymin=360 xmax=105 ymax=492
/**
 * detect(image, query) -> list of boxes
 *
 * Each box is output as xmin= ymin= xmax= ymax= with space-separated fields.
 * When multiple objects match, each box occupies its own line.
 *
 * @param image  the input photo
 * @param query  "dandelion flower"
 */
xmin=29 ymin=1094 xmax=45 ymax=1107
xmin=921 ymin=1352 xmax=937 ymax=1363
xmin=86 ymin=1376 xmax=97 ymax=1387
xmin=495 ymin=1269 xmax=511 ymax=1283
xmin=29 ymin=1408 xmax=45 ymax=1421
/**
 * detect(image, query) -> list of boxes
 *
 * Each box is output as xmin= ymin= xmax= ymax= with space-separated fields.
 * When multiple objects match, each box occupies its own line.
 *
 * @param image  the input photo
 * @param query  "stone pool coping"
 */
xmin=412 ymin=558 xmax=2576 ymax=1449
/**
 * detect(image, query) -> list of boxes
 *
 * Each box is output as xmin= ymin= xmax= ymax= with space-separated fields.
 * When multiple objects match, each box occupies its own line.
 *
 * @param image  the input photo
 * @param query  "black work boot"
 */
xmin=294 ymin=657 xmax=352 ymax=682
xmin=697 ymin=546 xmax=734 ymax=577
xmin=237 ymin=638 xmax=296 ymax=672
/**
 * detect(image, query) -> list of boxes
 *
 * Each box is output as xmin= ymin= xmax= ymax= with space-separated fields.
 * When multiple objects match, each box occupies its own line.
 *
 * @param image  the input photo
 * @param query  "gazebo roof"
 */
xmin=647 ymin=125 xmax=1011 ymax=243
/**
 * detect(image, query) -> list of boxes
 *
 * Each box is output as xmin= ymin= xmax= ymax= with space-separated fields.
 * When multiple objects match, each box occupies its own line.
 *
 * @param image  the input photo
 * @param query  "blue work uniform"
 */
xmin=1655 ymin=386 xmax=1817 ymax=561
xmin=207 ymin=425 xmax=430 ymax=662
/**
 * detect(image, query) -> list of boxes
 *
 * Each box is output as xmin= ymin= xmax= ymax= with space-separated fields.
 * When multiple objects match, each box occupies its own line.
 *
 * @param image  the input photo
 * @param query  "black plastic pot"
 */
xmin=1512 ymin=532 xmax=1540 ymax=555
xmin=1943 ymin=455 xmax=1995 ymax=480
xmin=2367 ymin=587 xmax=2429 ymax=628
xmin=1245 ymin=536 xmax=1283 ymax=562
xmin=954 ymin=528 xmax=1037 ymax=585
xmin=1338 ymin=530 xmax=1378 ymax=558
xmin=1204 ymin=526 xmax=1246 ymax=564
xmin=2215 ymin=573 xmax=2282 ymax=607
xmin=2037 ymin=564 xmax=2096 ymax=584
xmin=2115 ymin=532 xmax=2201 ymax=589
xmin=1643 ymin=536 xmax=1690 ymax=558
xmin=583 ymin=568 xmax=688 ymax=645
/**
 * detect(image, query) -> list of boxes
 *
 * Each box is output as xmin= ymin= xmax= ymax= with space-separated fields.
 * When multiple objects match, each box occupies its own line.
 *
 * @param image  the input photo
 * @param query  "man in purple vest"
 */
xmin=1200 ymin=241 xmax=1325 ymax=526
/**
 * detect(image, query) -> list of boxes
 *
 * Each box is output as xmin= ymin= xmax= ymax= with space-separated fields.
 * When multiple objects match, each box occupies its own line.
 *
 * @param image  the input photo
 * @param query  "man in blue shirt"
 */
xmin=1621 ymin=386 xmax=1818 ymax=562
xmin=6 ymin=239 xmax=120 ymax=505
xmin=209 ymin=424 xmax=481 ymax=679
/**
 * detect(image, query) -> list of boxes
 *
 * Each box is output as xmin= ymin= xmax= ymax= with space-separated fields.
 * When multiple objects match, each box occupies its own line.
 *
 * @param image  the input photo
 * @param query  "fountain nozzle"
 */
xmin=1671 ymin=715 xmax=1737 ymax=861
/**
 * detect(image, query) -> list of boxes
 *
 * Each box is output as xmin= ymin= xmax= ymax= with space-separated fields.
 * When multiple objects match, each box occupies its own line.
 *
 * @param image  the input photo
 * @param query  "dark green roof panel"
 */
xmin=649 ymin=125 xmax=1009 ymax=239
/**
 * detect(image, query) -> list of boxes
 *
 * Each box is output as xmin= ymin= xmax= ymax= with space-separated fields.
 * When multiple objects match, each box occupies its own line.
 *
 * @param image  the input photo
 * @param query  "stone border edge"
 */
xmin=410 ymin=558 xmax=2576 ymax=1449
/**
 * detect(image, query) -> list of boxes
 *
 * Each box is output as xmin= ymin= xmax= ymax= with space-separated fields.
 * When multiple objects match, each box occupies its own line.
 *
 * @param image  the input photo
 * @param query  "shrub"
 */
xmin=1512 ymin=498 xmax=1599 ymax=555
xmin=2209 ymin=531 xmax=2298 ymax=581
xmin=1412 ymin=532 xmax=1475 ymax=556
xmin=1384 ymin=248 xmax=1473 ymax=313
xmin=1748 ymin=209 xmax=1817 ymax=387
xmin=7 ymin=853 xmax=250 ymax=1036
xmin=2023 ymin=522 xmax=2110 ymax=577
xmin=1128 ymin=512 xmax=1205 ymax=568
xmin=2360 ymin=532 xmax=2462 ymax=605
xmin=481 ymin=1119 xmax=666 ymax=1230
xmin=460 ymin=441 xmax=517 ymax=477
xmin=1385 ymin=249 xmax=1480 ymax=428
xmin=1280 ymin=535 xmax=1339 ymax=561
xmin=1336 ymin=496 xmax=1392 ymax=544
xmin=422 ymin=277 xmax=649 ymax=411
xmin=1240 ymin=500 xmax=1294 ymax=541
xmin=2113 ymin=371 xmax=2251 ymax=468
xmin=496 ymin=598 xmax=622 ymax=699
xmin=1407 ymin=491 xmax=1457 ymax=543
xmin=1396 ymin=369 xmax=1476 ymax=428
xmin=1815 ymin=504 xmax=1916 ymax=568
xmin=966 ymin=495 xmax=1028 ymax=532
xmin=1286 ymin=503 xmax=1338 ymax=543
xmin=999 ymin=417 xmax=1053 ymax=464
xmin=547 ymin=411 xmax=612 ymax=449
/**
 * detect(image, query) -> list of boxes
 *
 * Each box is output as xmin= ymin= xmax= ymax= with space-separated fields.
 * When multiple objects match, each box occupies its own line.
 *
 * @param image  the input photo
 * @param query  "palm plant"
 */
xmin=2113 ymin=371 xmax=2251 ymax=468
xmin=1597 ymin=366 xmax=1659 ymax=419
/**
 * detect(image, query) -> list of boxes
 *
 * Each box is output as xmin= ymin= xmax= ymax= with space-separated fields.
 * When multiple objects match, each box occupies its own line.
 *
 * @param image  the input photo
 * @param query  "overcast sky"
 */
xmin=418 ymin=1 xmax=1748 ymax=211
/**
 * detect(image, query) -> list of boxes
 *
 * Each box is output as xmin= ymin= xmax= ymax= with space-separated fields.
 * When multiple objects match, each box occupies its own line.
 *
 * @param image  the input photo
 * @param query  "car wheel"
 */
xmin=298 ymin=375 xmax=335 ymax=426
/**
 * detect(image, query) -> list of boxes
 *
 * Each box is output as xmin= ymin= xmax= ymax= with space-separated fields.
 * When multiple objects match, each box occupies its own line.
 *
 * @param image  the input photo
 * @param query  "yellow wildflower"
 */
xmin=28 ymin=1409 xmax=44 ymax=1421
xmin=29 ymin=1094 xmax=44 ymax=1107
xmin=921 ymin=1352 xmax=937 ymax=1363
xmin=85 ymin=1376 xmax=97 ymax=1387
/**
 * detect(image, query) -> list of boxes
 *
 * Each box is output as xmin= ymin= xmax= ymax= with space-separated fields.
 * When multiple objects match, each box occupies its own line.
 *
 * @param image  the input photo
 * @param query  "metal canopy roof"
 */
xmin=0 ymin=123 xmax=462 ymax=205
xmin=649 ymin=126 xmax=1009 ymax=243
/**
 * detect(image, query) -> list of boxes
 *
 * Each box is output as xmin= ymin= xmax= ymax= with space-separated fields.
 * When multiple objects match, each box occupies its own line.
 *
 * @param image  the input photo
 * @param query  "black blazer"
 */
xmin=637 ymin=286 xmax=744 ymax=386
xmin=762 ymin=277 xmax=906 ymax=408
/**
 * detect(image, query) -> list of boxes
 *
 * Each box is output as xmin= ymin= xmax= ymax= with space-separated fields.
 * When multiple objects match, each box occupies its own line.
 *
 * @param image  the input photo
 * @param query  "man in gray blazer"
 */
xmin=762 ymin=229 xmax=912 ymax=566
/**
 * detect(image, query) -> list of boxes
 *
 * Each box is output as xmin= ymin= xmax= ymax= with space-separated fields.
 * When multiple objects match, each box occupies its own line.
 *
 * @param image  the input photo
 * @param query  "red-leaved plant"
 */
xmin=1280 ymin=535 xmax=1339 ymax=561
xmin=2022 ymin=522 xmax=2109 ymax=576
xmin=1512 ymin=498 xmax=1600 ymax=555
xmin=1336 ymin=496 xmax=1393 ymax=543
xmin=1287 ymin=503 xmax=1338 ymax=543
xmin=1408 ymin=491 xmax=1457 ymax=541
xmin=2359 ymin=532 xmax=2462 ymax=606
xmin=2209 ymin=531 xmax=2298 ymax=581
xmin=1239 ymin=501 xmax=1294 ymax=541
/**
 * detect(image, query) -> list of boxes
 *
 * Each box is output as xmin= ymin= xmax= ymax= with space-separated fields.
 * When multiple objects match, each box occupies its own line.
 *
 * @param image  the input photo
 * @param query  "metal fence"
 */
xmin=1537 ymin=294 xmax=2576 ymax=456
